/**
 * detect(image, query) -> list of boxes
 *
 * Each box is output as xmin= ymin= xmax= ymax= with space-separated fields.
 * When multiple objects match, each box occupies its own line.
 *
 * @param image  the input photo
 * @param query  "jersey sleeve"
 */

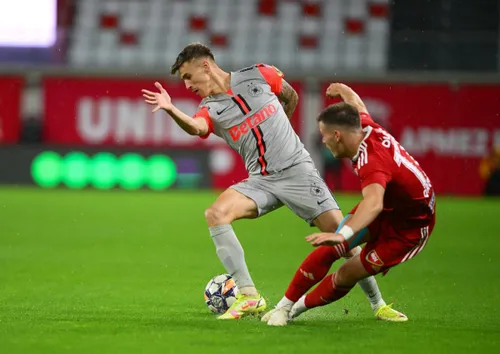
xmin=193 ymin=105 xmax=214 ymax=139
xmin=357 ymin=144 xmax=393 ymax=189
xmin=256 ymin=63 xmax=284 ymax=95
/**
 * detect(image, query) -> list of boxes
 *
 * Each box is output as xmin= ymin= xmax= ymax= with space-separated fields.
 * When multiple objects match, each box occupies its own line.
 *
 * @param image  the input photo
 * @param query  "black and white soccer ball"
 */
xmin=204 ymin=274 xmax=238 ymax=314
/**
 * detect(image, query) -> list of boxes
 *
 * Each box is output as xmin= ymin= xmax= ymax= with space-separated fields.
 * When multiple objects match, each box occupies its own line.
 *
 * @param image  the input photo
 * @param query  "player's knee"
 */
xmin=336 ymin=262 xmax=363 ymax=288
xmin=205 ymin=204 xmax=232 ymax=226
xmin=335 ymin=265 xmax=352 ymax=287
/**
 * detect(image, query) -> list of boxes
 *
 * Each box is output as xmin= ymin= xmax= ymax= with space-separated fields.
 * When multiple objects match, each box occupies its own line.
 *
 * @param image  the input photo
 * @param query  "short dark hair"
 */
xmin=170 ymin=42 xmax=215 ymax=75
xmin=317 ymin=102 xmax=361 ymax=129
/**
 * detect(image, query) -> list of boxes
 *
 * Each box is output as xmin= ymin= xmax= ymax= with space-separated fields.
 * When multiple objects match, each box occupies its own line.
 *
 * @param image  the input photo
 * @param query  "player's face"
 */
xmin=319 ymin=121 xmax=345 ymax=158
xmin=179 ymin=59 xmax=211 ymax=97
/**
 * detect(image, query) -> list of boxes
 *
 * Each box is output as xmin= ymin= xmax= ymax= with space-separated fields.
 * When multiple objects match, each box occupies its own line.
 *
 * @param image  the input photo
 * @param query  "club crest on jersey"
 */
xmin=229 ymin=103 xmax=277 ymax=141
xmin=366 ymin=250 xmax=384 ymax=267
xmin=310 ymin=183 xmax=326 ymax=197
xmin=247 ymin=83 xmax=263 ymax=97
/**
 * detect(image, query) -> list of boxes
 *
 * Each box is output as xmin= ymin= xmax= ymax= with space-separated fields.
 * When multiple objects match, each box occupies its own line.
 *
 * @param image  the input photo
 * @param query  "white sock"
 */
xmin=289 ymin=296 xmax=308 ymax=319
xmin=276 ymin=296 xmax=294 ymax=310
xmin=209 ymin=225 xmax=255 ymax=289
xmin=239 ymin=286 xmax=258 ymax=296
xmin=357 ymin=277 xmax=386 ymax=311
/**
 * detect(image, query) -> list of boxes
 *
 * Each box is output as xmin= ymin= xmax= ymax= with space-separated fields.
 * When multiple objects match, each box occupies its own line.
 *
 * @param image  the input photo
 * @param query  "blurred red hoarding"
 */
xmin=321 ymin=83 xmax=500 ymax=195
xmin=0 ymin=76 xmax=22 ymax=143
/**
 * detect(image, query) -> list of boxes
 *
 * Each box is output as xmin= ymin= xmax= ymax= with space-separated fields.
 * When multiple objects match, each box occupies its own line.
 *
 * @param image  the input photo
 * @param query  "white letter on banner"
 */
xmin=77 ymin=97 xmax=111 ymax=144
xmin=114 ymin=98 xmax=149 ymax=144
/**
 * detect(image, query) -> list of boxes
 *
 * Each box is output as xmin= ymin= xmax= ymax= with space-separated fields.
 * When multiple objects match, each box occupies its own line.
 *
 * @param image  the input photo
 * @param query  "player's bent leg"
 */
xmin=264 ymin=214 xmax=372 ymax=325
xmin=204 ymin=188 xmax=268 ymax=319
xmin=205 ymin=188 xmax=259 ymax=227
xmin=325 ymin=213 xmax=389 ymax=315
xmin=269 ymin=210 xmax=344 ymax=307
xmin=263 ymin=244 xmax=343 ymax=325
xmin=268 ymin=258 xmax=365 ymax=326
xmin=294 ymin=212 xmax=387 ymax=314
xmin=278 ymin=254 xmax=371 ymax=326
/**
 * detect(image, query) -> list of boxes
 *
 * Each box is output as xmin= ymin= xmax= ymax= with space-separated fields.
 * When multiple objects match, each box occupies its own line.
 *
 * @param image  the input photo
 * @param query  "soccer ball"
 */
xmin=204 ymin=274 xmax=238 ymax=314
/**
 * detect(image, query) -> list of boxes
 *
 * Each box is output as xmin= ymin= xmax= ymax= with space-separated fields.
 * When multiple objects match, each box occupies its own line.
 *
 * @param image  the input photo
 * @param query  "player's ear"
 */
xmin=202 ymin=60 xmax=211 ymax=73
xmin=334 ymin=129 xmax=341 ymax=142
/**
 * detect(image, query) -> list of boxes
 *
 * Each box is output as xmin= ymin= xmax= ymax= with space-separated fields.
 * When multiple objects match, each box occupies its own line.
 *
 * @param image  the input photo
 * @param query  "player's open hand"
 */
xmin=306 ymin=232 xmax=345 ymax=247
xmin=325 ymin=83 xmax=346 ymax=99
xmin=142 ymin=82 xmax=173 ymax=113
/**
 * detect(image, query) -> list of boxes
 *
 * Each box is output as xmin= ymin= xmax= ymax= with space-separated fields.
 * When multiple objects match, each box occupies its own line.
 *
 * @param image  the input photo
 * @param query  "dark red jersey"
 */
xmin=351 ymin=113 xmax=436 ymax=229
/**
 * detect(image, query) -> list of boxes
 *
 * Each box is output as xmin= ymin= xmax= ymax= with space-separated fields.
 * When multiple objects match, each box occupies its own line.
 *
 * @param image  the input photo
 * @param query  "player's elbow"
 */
xmin=189 ymin=120 xmax=209 ymax=136
xmin=187 ymin=127 xmax=202 ymax=136
xmin=371 ymin=199 xmax=384 ymax=214
xmin=365 ymin=195 xmax=384 ymax=214
xmin=193 ymin=128 xmax=210 ymax=137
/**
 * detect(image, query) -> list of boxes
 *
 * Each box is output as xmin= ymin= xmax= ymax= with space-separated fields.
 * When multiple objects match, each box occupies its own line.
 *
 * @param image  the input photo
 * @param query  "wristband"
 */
xmin=338 ymin=225 xmax=354 ymax=240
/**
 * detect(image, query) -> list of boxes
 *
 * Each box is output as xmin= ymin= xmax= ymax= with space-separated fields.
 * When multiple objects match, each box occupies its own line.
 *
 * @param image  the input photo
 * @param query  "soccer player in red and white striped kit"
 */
xmin=263 ymin=83 xmax=435 ymax=326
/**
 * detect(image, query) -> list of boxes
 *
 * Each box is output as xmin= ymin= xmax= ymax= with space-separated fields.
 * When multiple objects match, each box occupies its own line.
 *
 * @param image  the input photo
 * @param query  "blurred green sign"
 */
xmin=31 ymin=151 xmax=177 ymax=190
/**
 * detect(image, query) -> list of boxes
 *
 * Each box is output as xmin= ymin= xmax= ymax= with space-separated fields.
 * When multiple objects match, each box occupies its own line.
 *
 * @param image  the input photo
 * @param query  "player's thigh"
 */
xmin=205 ymin=187 xmax=259 ymax=226
xmin=312 ymin=209 xmax=344 ymax=233
xmin=276 ymin=164 xmax=340 ymax=226
xmin=229 ymin=178 xmax=283 ymax=218
xmin=359 ymin=219 xmax=433 ymax=275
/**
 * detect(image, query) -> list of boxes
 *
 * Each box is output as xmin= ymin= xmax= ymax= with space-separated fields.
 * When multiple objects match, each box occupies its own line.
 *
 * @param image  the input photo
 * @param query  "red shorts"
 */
xmin=360 ymin=213 xmax=436 ymax=276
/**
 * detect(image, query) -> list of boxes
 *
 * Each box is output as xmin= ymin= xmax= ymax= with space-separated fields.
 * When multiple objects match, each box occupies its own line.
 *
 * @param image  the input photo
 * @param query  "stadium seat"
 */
xmin=68 ymin=0 xmax=390 ymax=72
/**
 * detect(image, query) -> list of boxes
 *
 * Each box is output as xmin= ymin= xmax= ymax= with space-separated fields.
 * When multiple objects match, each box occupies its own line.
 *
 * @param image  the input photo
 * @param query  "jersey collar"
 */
xmin=207 ymin=73 xmax=234 ymax=99
xmin=352 ymin=125 xmax=373 ymax=162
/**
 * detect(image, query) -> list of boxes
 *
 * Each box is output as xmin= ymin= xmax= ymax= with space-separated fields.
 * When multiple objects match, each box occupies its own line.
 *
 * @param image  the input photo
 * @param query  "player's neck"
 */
xmin=209 ymin=67 xmax=231 ymax=96
xmin=348 ymin=132 xmax=366 ymax=160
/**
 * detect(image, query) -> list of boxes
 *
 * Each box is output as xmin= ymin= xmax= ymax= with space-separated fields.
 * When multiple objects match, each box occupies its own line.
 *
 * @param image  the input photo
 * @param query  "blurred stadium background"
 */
xmin=1 ymin=1 xmax=500 ymax=353
xmin=1 ymin=0 xmax=499 ymax=194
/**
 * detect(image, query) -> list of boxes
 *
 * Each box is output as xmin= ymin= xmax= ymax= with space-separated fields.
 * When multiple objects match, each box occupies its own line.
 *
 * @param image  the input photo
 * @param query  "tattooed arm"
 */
xmin=277 ymin=79 xmax=299 ymax=120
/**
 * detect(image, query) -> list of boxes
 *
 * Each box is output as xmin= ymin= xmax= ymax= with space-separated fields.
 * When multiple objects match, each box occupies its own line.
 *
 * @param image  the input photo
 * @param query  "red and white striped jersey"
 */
xmin=351 ymin=113 xmax=436 ymax=229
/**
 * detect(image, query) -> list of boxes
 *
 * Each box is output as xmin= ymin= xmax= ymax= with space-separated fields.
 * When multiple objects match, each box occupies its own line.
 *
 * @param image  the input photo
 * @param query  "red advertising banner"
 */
xmin=43 ymin=77 xmax=303 ymax=189
xmin=0 ymin=76 xmax=22 ymax=143
xmin=321 ymin=83 xmax=500 ymax=195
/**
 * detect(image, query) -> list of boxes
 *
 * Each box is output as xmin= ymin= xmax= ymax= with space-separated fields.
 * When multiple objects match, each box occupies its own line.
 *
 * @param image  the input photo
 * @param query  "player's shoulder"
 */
xmin=255 ymin=63 xmax=284 ymax=77
xmin=231 ymin=64 xmax=264 ymax=83
xmin=197 ymin=97 xmax=212 ymax=109
xmin=197 ymin=96 xmax=228 ymax=116
xmin=365 ymin=126 xmax=387 ymax=150
xmin=236 ymin=63 xmax=273 ymax=71
xmin=357 ymin=126 xmax=392 ymax=167
xmin=359 ymin=112 xmax=380 ymax=128
xmin=235 ymin=63 xmax=283 ymax=78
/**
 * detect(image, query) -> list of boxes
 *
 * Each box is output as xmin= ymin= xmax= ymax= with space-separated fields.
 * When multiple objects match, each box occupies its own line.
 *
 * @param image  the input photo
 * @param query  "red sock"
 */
xmin=304 ymin=272 xmax=353 ymax=308
xmin=284 ymin=242 xmax=348 ymax=302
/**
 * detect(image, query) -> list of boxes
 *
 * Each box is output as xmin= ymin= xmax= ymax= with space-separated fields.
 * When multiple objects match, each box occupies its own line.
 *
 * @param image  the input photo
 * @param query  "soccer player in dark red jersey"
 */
xmin=263 ymin=83 xmax=436 ymax=326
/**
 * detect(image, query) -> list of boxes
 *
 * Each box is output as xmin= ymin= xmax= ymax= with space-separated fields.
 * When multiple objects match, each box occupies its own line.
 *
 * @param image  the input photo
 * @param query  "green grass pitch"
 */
xmin=1 ymin=187 xmax=499 ymax=353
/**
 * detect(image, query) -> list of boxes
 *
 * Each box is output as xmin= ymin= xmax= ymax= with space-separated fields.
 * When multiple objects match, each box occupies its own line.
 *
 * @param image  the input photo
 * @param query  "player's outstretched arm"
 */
xmin=326 ymin=83 xmax=369 ymax=115
xmin=142 ymin=82 xmax=209 ymax=136
xmin=277 ymin=80 xmax=299 ymax=120
xmin=342 ymin=183 xmax=384 ymax=237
